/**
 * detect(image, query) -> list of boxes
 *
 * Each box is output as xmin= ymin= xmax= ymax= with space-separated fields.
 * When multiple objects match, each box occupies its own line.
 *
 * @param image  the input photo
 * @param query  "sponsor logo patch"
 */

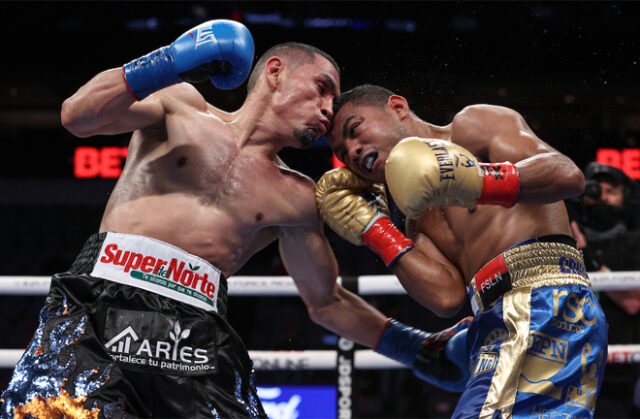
xmin=472 ymin=350 xmax=499 ymax=377
xmin=104 ymin=308 xmax=217 ymax=375
xmin=473 ymin=255 xmax=512 ymax=311
xmin=558 ymin=256 xmax=588 ymax=278
xmin=527 ymin=331 xmax=569 ymax=364
xmin=553 ymin=289 xmax=598 ymax=327
xmin=91 ymin=233 xmax=221 ymax=312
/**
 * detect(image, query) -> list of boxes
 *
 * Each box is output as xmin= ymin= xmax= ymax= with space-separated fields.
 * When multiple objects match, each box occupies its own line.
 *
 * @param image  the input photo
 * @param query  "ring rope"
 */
xmin=0 ymin=347 xmax=637 ymax=369
xmin=1 ymin=272 xmax=638 ymax=370
xmin=0 ymin=271 xmax=638 ymax=296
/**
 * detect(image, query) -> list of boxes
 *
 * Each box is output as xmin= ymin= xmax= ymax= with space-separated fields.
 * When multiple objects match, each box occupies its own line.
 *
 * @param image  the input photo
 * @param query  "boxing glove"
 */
xmin=123 ymin=19 xmax=254 ymax=99
xmin=316 ymin=167 xmax=413 ymax=267
xmin=385 ymin=137 xmax=520 ymax=219
xmin=375 ymin=316 xmax=472 ymax=392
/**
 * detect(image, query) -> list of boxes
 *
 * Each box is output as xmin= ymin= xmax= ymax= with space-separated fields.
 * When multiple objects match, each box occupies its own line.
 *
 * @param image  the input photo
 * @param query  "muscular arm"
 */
xmin=61 ymin=68 xmax=206 ymax=137
xmin=279 ymin=225 xmax=387 ymax=347
xmin=393 ymin=221 xmax=467 ymax=317
xmin=452 ymin=105 xmax=585 ymax=203
xmin=279 ymin=178 xmax=387 ymax=347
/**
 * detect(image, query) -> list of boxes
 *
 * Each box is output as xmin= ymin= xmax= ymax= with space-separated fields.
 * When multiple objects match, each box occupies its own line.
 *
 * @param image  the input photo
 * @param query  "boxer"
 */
xmin=318 ymin=84 xmax=608 ymax=417
xmin=1 ymin=24 xmax=471 ymax=418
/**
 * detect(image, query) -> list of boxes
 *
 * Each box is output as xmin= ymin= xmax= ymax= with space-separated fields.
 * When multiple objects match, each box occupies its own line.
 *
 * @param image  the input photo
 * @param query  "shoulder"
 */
xmin=155 ymin=83 xmax=209 ymax=114
xmin=453 ymin=104 xmax=521 ymax=129
xmin=451 ymin=104 xmax=525 ymax=153
xmin=280 ymin=165 xmax=317 ymax=197
xmin=274 ymin=158 xmax=323 ymax=229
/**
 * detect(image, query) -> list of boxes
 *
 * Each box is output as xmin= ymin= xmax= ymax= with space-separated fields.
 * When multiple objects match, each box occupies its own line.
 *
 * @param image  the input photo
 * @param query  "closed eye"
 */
xmin=349 ymin=122 xmax=360 ymax=137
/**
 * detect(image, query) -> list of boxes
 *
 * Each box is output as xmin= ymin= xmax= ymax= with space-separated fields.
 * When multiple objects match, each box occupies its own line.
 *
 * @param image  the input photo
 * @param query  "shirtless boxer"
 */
xmin=317 ymin=84 xmax=608 ymax=417
xmin=0 ymin=24 xmax=469 ymax=418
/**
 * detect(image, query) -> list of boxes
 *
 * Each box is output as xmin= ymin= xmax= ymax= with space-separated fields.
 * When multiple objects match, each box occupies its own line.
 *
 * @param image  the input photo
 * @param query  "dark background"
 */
xmin=1 ymin=1 xmax=639 ymax=417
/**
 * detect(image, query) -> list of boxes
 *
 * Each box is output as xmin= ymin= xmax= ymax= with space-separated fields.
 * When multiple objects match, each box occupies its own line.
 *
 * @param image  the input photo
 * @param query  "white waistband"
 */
xmin=90 ymin=232 xmax=222 ymax=313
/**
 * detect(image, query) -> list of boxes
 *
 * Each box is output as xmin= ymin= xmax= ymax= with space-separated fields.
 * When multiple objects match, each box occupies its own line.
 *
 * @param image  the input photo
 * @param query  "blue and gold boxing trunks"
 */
xmin=454 ymin=235 xmax=608 ymax=419
xmin=0 ymin=232 xmax=267 ymax=418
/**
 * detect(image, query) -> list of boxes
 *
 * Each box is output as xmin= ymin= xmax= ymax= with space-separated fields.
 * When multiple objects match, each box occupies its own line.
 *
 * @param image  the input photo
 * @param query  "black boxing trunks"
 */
xmin=0 ymin=232 xmax=266 ymax=418
xmin=454 ymin=235 xmax=608 ymax=419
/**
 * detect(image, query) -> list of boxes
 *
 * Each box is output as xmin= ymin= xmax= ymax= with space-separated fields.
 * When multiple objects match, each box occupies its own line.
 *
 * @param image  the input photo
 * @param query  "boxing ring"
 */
xmin=1 ymin=272 xmax=640 ymax=417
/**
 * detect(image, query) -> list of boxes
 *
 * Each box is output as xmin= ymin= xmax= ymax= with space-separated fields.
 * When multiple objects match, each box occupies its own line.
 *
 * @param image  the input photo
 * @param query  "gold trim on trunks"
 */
xmin=470 ymin=241 xmax=591 ymax=314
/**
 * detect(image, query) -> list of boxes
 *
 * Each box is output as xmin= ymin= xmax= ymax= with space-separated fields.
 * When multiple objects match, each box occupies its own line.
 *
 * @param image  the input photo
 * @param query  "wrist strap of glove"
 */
xmin=361 ymin=217 xmax=414 ymax=268
xmin=477 ymin=162 xmax=521 ymax=208
xmin=122 ymin=46 xmax=182 ymax=100
xmin=374 ymin=319 xmax=429 ymax=367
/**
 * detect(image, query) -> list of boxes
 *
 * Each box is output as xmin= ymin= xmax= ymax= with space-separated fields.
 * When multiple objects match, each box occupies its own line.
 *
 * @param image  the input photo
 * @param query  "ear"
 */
xmin=264 ymin=57 xmax=284 ymax=89
xmin=387 ymin=95 xmax=410 ymax=120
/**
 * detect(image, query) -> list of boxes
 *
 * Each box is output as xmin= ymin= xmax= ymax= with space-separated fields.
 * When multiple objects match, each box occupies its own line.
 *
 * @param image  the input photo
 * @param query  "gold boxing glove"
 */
xmin=316 ymin=167 xmax=413 ymax=267
xmin=385 ymin=137 xmax=520 ymax=219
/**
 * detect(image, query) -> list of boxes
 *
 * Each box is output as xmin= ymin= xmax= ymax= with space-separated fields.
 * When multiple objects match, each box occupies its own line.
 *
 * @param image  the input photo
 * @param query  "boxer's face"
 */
xmin=274 ymin=56 xmax=339 ymax=148
xmin=328 ymin=101 xmax=407 ymax=182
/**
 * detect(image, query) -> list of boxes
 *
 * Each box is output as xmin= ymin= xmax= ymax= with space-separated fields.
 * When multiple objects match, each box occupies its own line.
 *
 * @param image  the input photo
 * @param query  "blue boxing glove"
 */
xmin=123 ymin=20 xmax=254 ymax=99
xmin=375 ymin=316 xmax=472 ymax=392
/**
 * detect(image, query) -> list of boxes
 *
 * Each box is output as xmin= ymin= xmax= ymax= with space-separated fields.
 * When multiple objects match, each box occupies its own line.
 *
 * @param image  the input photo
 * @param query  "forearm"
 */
xmin=515 ymin=152 xmax=585 ymax=204
xmin=61 ymin=68 xmax=136 ymax=137
xmin=279 ymin=225 xmax=387 ymax=346
xmin=308 ymin=284 xmax=388 ymax=348
xmin=393 ymin=251 xmax=467 ymax=317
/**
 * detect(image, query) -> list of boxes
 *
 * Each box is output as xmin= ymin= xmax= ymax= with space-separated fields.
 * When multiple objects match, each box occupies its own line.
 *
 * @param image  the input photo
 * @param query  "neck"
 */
xmin=406 ymin=114 xmax=451 ymax=140
xmin=223 ymin=91 xmax=292 ymax=161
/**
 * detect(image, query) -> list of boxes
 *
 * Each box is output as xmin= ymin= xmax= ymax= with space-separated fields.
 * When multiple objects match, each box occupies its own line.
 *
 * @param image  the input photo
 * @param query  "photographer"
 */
xmin=568 ymin=162 xmax=640 ymax=416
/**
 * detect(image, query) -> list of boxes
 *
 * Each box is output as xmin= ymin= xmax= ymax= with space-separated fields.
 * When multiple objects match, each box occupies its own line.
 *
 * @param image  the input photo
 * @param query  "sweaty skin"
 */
xmin=61 ymin=55 xmax=389 ymax=346
xmin=99 ymin=97 xmax=317 ymax=277
xmin=329 ymin=98 xmax=583 ymax=314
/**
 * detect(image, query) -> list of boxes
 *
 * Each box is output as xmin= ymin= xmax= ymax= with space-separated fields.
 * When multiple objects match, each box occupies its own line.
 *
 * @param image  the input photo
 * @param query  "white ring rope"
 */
xmin=0 ymin=347 xmax=637 ymax=369
xmin=1 ymin=272 xmax=639 ymax=370
xmin=0 ymin=271 xmax=638 ymax=296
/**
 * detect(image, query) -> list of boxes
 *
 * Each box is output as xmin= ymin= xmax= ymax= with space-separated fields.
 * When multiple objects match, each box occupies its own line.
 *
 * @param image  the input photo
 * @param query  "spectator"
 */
xmin=569 ymin=162 xmax=640 ymax=417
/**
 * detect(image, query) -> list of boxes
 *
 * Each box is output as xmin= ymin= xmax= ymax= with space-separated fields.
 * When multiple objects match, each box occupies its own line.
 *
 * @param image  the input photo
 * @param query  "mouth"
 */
xmin=362 ymin=152 xmax=378 ymax=173
xmin=319 ymin=119 xmax=330 ymax=135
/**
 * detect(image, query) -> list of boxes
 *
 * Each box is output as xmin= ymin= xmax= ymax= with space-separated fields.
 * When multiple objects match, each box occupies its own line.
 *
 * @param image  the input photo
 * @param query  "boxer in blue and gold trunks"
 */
xmin=318 ymin=84 xmax=608 ymax=417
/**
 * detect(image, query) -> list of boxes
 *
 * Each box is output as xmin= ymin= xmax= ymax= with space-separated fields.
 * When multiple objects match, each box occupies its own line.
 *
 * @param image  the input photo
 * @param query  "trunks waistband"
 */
xmin=468 ymin=235 xmax=591 ymax=315
xmin=69 ymin=232 xmax=228 ymax=315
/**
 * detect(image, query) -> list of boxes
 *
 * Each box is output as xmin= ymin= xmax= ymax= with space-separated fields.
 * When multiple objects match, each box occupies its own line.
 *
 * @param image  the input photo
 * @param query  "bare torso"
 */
xmin=408 ymin=125 xmax=572 ymax=283
xmin=99 ymin=100 xmax=313 ymax=277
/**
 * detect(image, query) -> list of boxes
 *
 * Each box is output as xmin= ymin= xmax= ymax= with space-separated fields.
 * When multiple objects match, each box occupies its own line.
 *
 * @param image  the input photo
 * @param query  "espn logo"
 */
xmin=527 ymin=331 xmax=568 ymax=364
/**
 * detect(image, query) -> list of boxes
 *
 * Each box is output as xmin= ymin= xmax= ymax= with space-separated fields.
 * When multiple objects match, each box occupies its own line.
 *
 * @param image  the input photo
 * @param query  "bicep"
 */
xmin=102 ymin=84 xmax=208 ymax=135
xmin=453 ymin=105 xmax=584 ymax=202
xmin=410 ymin=233 xmax=464 ymax=284
xmin=62 ymin=69 xmax=205 ymax=137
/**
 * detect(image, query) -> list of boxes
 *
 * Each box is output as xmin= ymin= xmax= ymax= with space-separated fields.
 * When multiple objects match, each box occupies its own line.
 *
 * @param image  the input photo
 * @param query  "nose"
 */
xmin=347 ymin=140 xmax=363 ymax=163
xmin=321 ymin=97 xmax=333 ymax=120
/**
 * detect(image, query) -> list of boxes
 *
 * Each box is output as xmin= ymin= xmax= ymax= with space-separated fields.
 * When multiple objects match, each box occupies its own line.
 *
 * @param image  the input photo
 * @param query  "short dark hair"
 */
xmin=333 ymin=84 xmax=396 ymax=116
xmin=246 ymin=42 xmax=339 ymax=92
